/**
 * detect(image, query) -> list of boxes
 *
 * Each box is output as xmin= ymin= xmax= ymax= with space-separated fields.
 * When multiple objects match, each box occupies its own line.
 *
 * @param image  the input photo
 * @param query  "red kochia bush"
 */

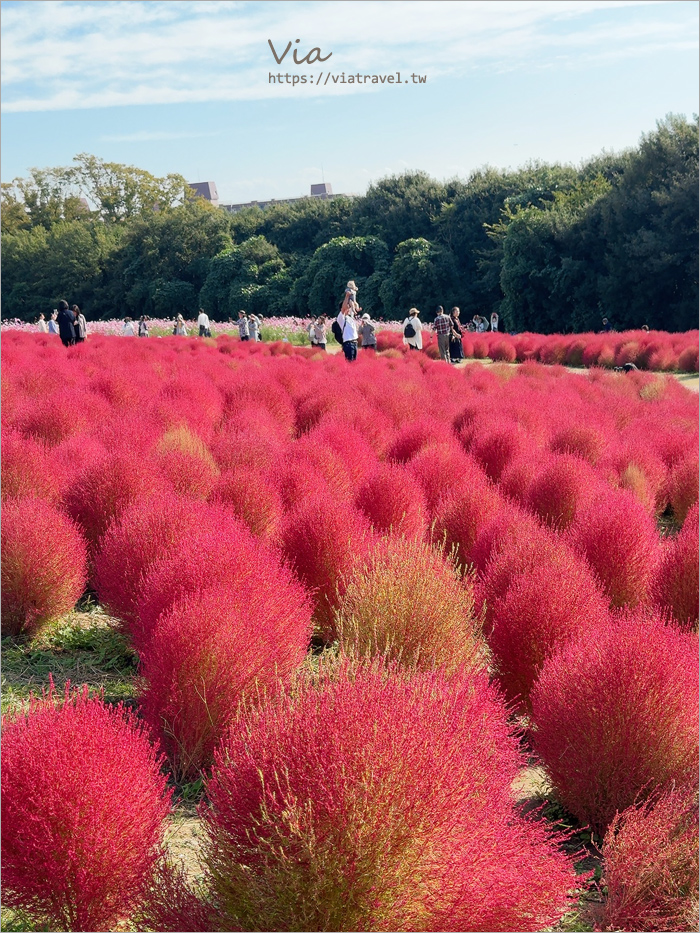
xmin=140 ymin=580 xmax=312 ymax=781
xmin=484 ymin=543 xmax=610 ymax=708
xmin=1 ymin=498 xmax=87 ymax=637
xmin=279 ymin=493 xmax=375 ymax=641
xmin=433 ymin=476 xmax=503 ymax=570
xmin=63 ymin=449 xmax=164 ymax=553
xmin=1 ymin=687 xmax=171 ymax=932
xmin=528 ymin=453 xmax=601 ymax=529
xmin=93 ymin=496 xmax=219 ymax=632
xmin=354 ymin=461 xmax=429 ymax=539
xmin=567 ymin=488 xmax=660 ymax=608
xmin=201 ymin=662 xmax=577 ymax=932
xmin=654 ymin=502 xmax=699 ymax=631
xmin=0 ymin=430 xmax=60 ymax=503
xmin=598 ymin=785 xmax=699 ymax=933
xmin=667 ymin=453 xmax=699 ymax=525
xmin=135 ymin=513 xmax=275 ymax=650
xmin=531 ymin=614 xmax=699 ymax=834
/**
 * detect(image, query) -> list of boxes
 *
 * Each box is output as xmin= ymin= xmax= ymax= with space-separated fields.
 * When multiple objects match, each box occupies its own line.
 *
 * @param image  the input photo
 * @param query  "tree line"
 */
xmin=2 ymin=115 xmax=697 ymax=333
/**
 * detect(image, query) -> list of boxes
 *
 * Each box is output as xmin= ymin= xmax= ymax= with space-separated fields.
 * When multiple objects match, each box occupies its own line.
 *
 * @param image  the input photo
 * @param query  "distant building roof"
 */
xmin=220 ymin=183 xmax=351 ymax=215
xmin=188 ymin=181 xmax=219 ymax=206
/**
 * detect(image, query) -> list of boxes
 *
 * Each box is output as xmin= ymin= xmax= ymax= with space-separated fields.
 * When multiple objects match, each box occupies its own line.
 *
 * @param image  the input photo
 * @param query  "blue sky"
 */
xmin=2 ymin=0 xmax=698 ymax=204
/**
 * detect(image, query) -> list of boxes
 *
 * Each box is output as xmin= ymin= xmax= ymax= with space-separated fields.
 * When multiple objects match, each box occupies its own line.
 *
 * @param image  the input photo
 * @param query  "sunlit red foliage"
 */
xmin=279 ymin=492 xmax=375 ymax=640
xmin=354 ymin=461 xmax=429 ymax=539
xmin=654 ymin=502 xmax=699 ymax=630
xmin=1 ymin=686 xmax=171 ymax=932
xmin=598 ymin=785 xmax=699 ymax=933
xmin=567 ymin=488 xmax=660 ymax=608
xmin=1 ymin=498 xmax=87 ymax=637
xmin=201 ymin=661 xmax=578 ymax=932
xmin=531 ymin=613 xmax=699 ymax=834
xmin=140 ymin=580 xmax=312 ymax=781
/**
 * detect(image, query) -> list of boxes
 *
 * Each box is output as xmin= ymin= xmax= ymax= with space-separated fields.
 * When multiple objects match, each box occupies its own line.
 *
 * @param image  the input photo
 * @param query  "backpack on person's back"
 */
xmin=331 ymin=318 xmax=344 ymax=344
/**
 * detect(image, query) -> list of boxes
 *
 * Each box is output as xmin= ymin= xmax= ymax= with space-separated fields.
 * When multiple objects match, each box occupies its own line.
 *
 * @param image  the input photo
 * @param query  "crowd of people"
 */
xmin=34 ymin=286 xmax=505 ymax=362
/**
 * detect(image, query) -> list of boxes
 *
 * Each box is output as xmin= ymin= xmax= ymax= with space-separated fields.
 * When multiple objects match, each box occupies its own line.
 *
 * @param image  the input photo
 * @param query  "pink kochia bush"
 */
xmin=354 ymin=461 xmax=429 ymax=539
xmin=482 ymin=537 xmax=610 ymax=708
xmin=140 ymin=580 xmax=312 ymax=781
xmin=1 ymin=498 xmax=87 ymax=637
xmin=280 ymin=492 xmax=375 ymax=641
xmin=598 ymin=785 xmax=699 ymax=933
xmin=567 ymin=488 xmax=660 ymax=608
xmin=654 ymin=502 xmax=699 ymax=630
xmin=1 ymin=687 xmax=172 ymax=932
xmin=200 ymin=662 xmax=578 ymax=932
xmin=531 ymin=614 xmax=699 ymax=834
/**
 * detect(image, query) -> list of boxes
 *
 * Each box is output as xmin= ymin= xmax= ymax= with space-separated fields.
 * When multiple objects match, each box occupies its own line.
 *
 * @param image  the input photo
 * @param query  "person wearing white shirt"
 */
xmin=313 ymin=315 xmax=327 ymax=350
xmin=249 ymin=314 xmax=262 ymax=341
xmin=337 ymin=307 xmax=359 ymax=361
xmin=47 ymin=311 xmax=59 ymax=335
xmin=402 ymin=307 xmax=423 ymax=351
xmin=197 ymin=309 xmax=210 ymax=337
xmin=36 ymin=314 xmax=49 ymax=333
xmin=122 ymin=318 xmax=136 ymax=337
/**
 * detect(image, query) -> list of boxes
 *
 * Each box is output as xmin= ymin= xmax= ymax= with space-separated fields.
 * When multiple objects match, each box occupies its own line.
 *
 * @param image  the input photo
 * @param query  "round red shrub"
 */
xmin=279 ymin=493 xmax=375 ymax=641
xmin=63 ymin=450 xmax=165 ymax=553
xmin=407 ymin=442 xmax=472 ymax=516
xmin=667 ymin=453 xmax=699 ymax=525
xmin=598 ymin=785 xmax=699 ymax=933
xmin=336 ymin=536 xmax=486 ymax=673
xmin=93 ymin=497 xmax=219 ymax=633
xmin=210 ymin=466 xmax=284 ymax=539
xmin=135 ymin=513 xmax=277 ymax=650
xmin=471 ymin=422 xmax=524 ymax=482
xmin=0 ymin=430 xmax=60 ymax=503
xmin=485 ymin=550 xmax=610 ymax=708
xmin=489 ymin=339 xmax=517 ymax=363
xmin=678 ymin=345 xmax=699 ymax=373
xmin=531 ymin=614 xmax=699 ymax=834
xmin=386 ymin=417 xmax=451 ymax=463
xmin=469 ymin=506 xmax=543 ymax=575
xmin=202 ymin=662 xmax=578 ymax=932
xmin=567 ymin=488 xmax=661 ymax=608
xmin=433 ymin=478 xmax=503 ymax=570
xmin=1 ymin=687 xmax=171 ymax=932
xmin=141 ymin=580 xmax=312 ymax=781
xmin=354 ymin=461 xmax=429 ymax=539
xmin=654 ymin=502 xmax=699 ymax=631
xmin=1 ymin=498 xmax=87 ymax=637
xmin=528 ymin=453 xmax=602 ymax=529
xmin=154 ymin=426 xmax=220 ymax=499
xmin=550 ymin=423 xmax=606 ymax=465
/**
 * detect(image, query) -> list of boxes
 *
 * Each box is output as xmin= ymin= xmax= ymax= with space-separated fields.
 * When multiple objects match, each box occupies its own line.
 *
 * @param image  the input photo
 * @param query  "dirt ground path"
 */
xmin=326 ymin=341 xmax=699 ymax=391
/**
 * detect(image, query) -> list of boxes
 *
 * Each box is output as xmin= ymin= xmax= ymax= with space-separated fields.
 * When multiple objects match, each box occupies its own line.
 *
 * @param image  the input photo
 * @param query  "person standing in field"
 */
xmin=337 ymin=304 xmax=359 ymax=362
xmin=57 ymin=300 xmax=76 ymax=347
xmin=138 ymin=316 xmax=150 ymax=337
xmin=403 ymin=308 xmax=423 ymax=351
xmin=47 ymin=310 xmax=59 ymax=335
xmin=36 ymin=313 xmax=48 ymax=333
xmin=449 ymin=307 xmax=464 ymax=362
xmin=434 ymin=306 xmax=452 ymax=363
xmin=197 ymin=308 xmax=211 ymax=338
xmin=313 ymin=315 xmax=328 ymax=350
xmin=73 ymin=306 xmax=87 ymax=343
xmin=122 ymin=317 xmax=137 ymax=337
xmin=237 ymin=310 xmax=250 ymax=341
xmin=360 ymin=313 xmax=376 ymax=350
xmin=174 ymin=314 xmax=188 ymax=336
xmin=490 ymin=312 xmax=500 ymax=333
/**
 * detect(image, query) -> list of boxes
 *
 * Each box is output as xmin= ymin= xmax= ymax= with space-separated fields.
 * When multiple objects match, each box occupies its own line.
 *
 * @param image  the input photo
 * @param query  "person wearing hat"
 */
xmin=359 ymin=312 xmax=376 ymax=350
xmin=402 ymin=308 xmax=423 ymax=351
xmin=343 ymin=280 xmax=359 ymax=315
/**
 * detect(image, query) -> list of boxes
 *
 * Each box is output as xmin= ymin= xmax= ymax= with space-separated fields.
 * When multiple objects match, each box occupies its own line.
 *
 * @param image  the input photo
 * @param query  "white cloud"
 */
xmin=1 ymin=0 xmax=695 ymax=111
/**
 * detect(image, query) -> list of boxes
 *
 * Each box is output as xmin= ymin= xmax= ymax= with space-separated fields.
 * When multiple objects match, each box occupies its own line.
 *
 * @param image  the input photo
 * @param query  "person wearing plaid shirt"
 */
xmin=434 ymin=306 xmax=452 ymax=362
